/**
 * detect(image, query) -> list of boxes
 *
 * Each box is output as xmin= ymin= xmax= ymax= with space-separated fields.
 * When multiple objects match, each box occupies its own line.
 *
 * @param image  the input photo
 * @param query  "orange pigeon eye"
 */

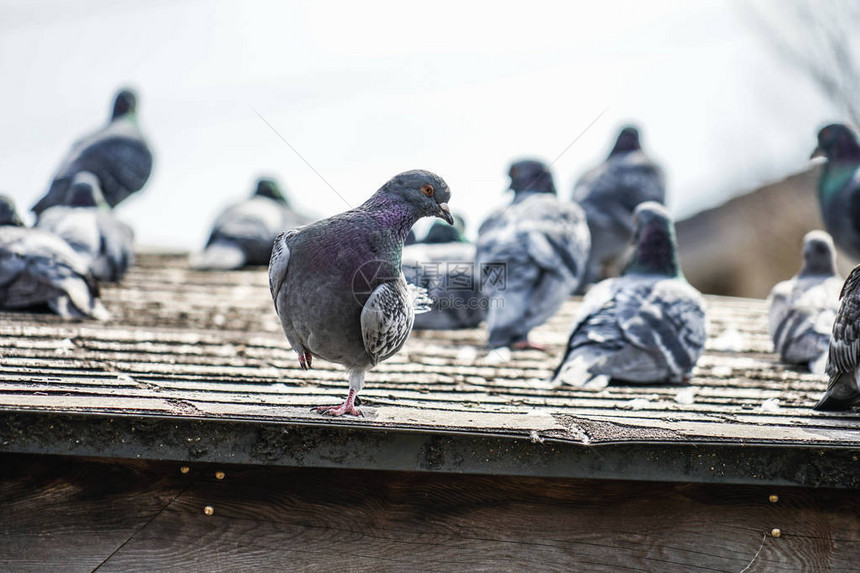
xmin=421 ymin=185 xmax=434 ymax=197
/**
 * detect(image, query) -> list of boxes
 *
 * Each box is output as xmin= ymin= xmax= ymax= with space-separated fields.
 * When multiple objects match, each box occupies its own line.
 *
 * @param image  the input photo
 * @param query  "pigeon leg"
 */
xmin=297 ymin=349 xmax=313 ymax=370
xmin=511 ymin=339 xmax=550 ymax=352
xmin=316 ymin=388 xmax=362 ymax=417
xmin=315 ymin=368 xmax=365 ymax=417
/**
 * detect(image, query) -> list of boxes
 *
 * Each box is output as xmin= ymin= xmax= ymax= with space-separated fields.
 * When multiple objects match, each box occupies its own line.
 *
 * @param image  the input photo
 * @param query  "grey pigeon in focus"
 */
xmin=573 ymin=126 xmax=665 ymax=288
xmin=36 ymin=172 xmax=135 ymax=282
xmin=811 ymin=123 xmax=860 ymax=260
xmin=192 ymin=178 xmax=312 ymax=270
xmin=402 ymin=215 xmax=484 ymax=330
xmin=476 ymin=159 xmax=590 ymax=350
xmin=32 ymin=88 xmax=153 ymax=216
xmin=768 ymin=230 xmax=842 ymax=374
xmin=0 ymin=196 xmax=109 ymax=320
xmin=553 ymin=202 xmax=707 ymax=387
xmin=815 ymin=265 xmax=860 ymax=411
xmin=269 ymin=170 xmax=452 ymax=416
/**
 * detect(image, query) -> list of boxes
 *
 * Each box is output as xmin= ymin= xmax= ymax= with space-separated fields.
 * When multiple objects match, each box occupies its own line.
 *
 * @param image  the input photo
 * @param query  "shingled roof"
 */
xmin=1 ymin=254 xmax=858 ymax=488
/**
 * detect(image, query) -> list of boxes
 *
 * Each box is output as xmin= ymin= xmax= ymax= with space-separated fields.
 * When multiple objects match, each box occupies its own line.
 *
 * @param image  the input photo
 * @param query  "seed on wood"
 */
xmin=204 ymin=506 xmax=215 ymax=516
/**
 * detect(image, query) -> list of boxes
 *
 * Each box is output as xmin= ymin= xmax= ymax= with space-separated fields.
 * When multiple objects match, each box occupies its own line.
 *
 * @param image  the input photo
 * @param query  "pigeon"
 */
xmin=421 ymin=215 xmax=468 ymax=244
xmin=573 ymin=126 xmax=666 ymax=288
xmin=476 ymin=159 xmax=590 ymax=350
xmin=402 ymin=215 xmax=484 ymax=330
xmin=269 ymin=170 xmax=452 ymax=416
xmin=811 ymin=123 xmax=860 ymax=261
xmin=192 ymin=178 xmax=312 ymax=270
xmin=405 ymin=229 xmax=418 ymax=246
xmin=36 ymin=172 xmax=135 ymax=282
xmin=553 ymin=202 xmax=707 ymax=387
xmin=31 ymin=88 xmax=153 ymax=216
xmin=0 ymin=196 xmax=109 ymax=320
xmin=768 ymin=230 xmax=842 ymax=374
xmin=815 ymin=264 xmax=860 ymax=411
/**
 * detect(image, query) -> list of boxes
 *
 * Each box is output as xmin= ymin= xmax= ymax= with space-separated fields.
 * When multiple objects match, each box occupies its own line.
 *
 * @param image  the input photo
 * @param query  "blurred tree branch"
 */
xmin=745 ymin=0 xmax=860 ymax=126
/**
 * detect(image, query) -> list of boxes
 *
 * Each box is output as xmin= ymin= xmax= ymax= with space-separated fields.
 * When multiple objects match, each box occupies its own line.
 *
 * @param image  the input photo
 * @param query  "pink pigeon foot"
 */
xmin=298 ymin=349 xmax=313 ymax=370
xmin=511 ymin=340 xmax=550 ymax=352
xmin=314 ymin=389 xmax=362 ymax=417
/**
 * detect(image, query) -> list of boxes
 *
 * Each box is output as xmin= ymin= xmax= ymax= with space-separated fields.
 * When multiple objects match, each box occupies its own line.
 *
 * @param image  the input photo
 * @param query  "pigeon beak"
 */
xmin=438 ymin=202 xmax=454 ymax=225
xmin=810 ymin=146 xmax=826 ymax=160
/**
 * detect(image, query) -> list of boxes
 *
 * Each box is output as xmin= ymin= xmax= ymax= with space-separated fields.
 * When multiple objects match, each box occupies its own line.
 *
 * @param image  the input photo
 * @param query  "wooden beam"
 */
xmin=1 ymin=454 xmax=857 ymax=572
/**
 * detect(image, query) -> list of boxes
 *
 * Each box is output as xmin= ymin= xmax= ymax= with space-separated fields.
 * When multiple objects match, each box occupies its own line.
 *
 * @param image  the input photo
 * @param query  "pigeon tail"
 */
xmin=48 ymin=288 xmax=110 ymax=321
xmin=553 ymin=354 xmax=594 ymax=386
xmin=191 ymin=240 xmax=247 ymax=271
xmin=814 ymin=372 xmax=860 ymax=411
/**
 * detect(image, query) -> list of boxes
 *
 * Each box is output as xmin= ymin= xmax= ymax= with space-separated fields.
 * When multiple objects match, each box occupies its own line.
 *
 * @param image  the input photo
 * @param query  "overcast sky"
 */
xmin=0 ymin=0 xmax=840 ymax=249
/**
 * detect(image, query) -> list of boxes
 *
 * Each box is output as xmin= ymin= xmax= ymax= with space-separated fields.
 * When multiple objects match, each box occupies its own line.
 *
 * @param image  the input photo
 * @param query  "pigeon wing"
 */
xmin=35 ymin=120 xmax=153 ymax=213
xmin=361 ymin=278 xmax=415 ymax=365
xmin=617 ymin=279 xmax=707 ymax=378
xmin=825 ymin=276 xmax=860 ymax=380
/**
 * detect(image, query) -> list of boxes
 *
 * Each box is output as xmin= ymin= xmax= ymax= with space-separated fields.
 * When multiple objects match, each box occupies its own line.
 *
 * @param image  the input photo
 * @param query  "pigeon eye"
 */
xmin=421 ymin=185 xmax=434 ymax=198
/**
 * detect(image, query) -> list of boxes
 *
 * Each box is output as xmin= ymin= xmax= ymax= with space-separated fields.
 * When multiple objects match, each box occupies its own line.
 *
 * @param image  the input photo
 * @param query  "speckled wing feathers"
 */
xmin=476 ymin=193 xmax=590 ymax=347
xmin=361 ymin=279 xmax=415 ymax=365
xmin=0 ymin=227 xmax=108 ymax=320
xmin=555 ymin=276 xmax=707 ymax=384
xmin=826 ymin=281 xmax=860 ymax=377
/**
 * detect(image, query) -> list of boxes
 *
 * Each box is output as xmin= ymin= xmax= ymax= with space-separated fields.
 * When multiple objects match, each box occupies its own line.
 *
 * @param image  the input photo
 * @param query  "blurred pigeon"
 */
xmin=405 ymin=229 xmax=418 ymax=246
xmin=403 ymin=215 xmax=483 ymax=330
xmin=476 ymin=159 xmax=590 ymax=350
xmin=192 ymin=178 xmax=312 ymax=270
xmin=421 ymin=215 xmax=468 ymax=244
xmin=815 ymin=265 xmax=860 ymax=411
xmin=31 ymin=88 xmax=153 ymax=216
xmin=269 ymin=170 xmax=452 ymax=416
xmin=0 ymin=196 xmax=23 ymax=227
xmin=811 ymin=123 xmax=860 ymax=260
xmin=36 ymin=172 xmax=135 ymax=282
xmin=573 ymin=126 xmax=665 ymax=288
xmin=768 ymin=230 xmax=842 ymax=374
xmin=553 ymin=202 xmax=707 ymax=386
xmin=0 ymin=196 xmax=109 ymax=320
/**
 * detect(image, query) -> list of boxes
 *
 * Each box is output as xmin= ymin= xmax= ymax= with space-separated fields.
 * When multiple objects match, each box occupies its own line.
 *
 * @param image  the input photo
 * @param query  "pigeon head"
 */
xmin=812 ymin=124 xmax=860 ymax=162
xmin=65 ymin=172 xmax=107 ymax=208
xmin=625 ymin=201 xmax=680 ymax=277
xmin=377 ymin=169 xmax=453 ymax=225
xmin=0 ymin=195 xmax=24 ymax=227
xmin=610 ymin=125 xmax=642 ymax=156
xmin=507 ymin=159 xmax=556 ymax=195
xmin=254 ymin=177 xmax=289 ymax=205
xmin=800 ymin=230 xmax=837 ymax=277
xmin=111 ymin=88 xmax=138 ymax=120
xmin=423 ymin=214 xmax=468 ymax=244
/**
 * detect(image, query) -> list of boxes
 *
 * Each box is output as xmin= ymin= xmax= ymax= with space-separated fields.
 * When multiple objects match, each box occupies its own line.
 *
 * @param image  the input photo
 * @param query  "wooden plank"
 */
xmin=87 ymin=460 xmax=859 ymax=572
xmin=0 ymin=455 xmax=186 ymax=573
